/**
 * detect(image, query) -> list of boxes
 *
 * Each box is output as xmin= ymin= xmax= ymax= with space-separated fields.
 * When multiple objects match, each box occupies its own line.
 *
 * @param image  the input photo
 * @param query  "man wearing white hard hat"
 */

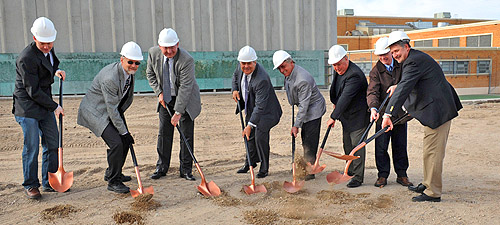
xmin=146 ymin=28 xmax=201 ymax=181
xmin=77 ymin=41 xmax=143 ymax=194
xmin=13 ymin=17 xmax=66 ymax=199
xmin=272 ymin=50 xmax=325 ymax=180
xmin=326 ymin=45 xmax=370 ymax=188
xmin=232 ymin=46 xmax=282 ymax=178
xmin=367 ymin=37 xmax=413 ymax=188
xmin=382 ymin=31 xmax=462 ymax=202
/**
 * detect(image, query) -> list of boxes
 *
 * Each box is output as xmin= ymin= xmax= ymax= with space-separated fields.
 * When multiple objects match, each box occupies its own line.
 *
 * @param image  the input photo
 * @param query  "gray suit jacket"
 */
xmin=77 ymin=62 xmax=134 ymax=137
xmin=285 ymin=64 xmax=326 ymax=128
xmin=146 ymin=46 xmax=201 ymax=120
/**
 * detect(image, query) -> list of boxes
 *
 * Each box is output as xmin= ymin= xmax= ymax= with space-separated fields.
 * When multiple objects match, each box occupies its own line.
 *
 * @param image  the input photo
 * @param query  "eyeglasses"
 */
xmin=127 ymin=61 xmax=141 ymax=65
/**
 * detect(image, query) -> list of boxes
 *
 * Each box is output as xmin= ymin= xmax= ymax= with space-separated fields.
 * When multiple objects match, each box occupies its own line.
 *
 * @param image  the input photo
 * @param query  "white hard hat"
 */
xmin=272 ymin=50 xmax=291 ymax=70
xmin=237 ymin=45 xmax=258 ymax=62
xmin=374 ymin=37 xmax=390 ymax=55
xmin=120 ymin=41 xmax=143 ymax=61
xmin=387 ymin=31 xmax=410 ymax=48
xmin=158 ymin=28 xmax=179 ymax=47
xmin=328 ymin=45 xmax=347 ymax=64
xmin=30 ymin=17 xmax=57 ymax=42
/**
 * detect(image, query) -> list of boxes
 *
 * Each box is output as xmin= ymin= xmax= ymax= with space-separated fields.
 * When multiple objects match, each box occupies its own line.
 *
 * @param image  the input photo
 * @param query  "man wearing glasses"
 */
xmin=77 ymin=41 xmax=143 ymax=194
xmin=146 ymin=28 xmax=201 ymax=181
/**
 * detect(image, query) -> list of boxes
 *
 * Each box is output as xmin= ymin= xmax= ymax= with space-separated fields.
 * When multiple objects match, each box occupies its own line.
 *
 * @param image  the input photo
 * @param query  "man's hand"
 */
xmin=55 ymin=70 xmax=66 ymax=81
xmin=291 ymin=127 xmax=299 ymax=138
xmin=332 ymin=104 xmax=336 ymax=111
xmin=171 ymin=112 xmax=181 ymax=127
xmin=232 ymin=91 xmax=240 ymax=102
xmin=370 ymin=108 xmax=379 ymax=122
xmin=158 ymin=93 xmax=166 ymax=108
xmin=121 ymin=133 xmax=135 ymax=144
xmin=326 ymin=118 xmax=335 ymax=128
xmin=386 ymin=85 xmax=397 ymax=97
xmin=243 ymin=125 xmax=252 ymax=139
xmin=381 ymin=116 xmax=393 ymax=132
xmin=54 ymin=105 xmax=64 ymax=117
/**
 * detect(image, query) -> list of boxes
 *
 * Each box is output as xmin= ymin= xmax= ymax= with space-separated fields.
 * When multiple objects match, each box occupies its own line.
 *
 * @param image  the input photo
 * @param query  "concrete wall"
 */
xmin=0 ymin=0 xmax=337 ymax=53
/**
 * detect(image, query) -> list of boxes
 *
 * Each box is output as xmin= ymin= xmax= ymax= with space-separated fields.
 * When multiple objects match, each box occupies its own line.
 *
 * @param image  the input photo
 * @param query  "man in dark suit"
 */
xmin=13 ymin=17 xmax=66 ymax=199
xmin=146 ymin=28 xmax=201 ymax=181
xmin=382 ymin=31 xmax=462 ymax=202
xmin=232 ymin=46 xmax=282 ymax=178
xmin=77 ymin=41 xmax=143 ymax=194
xmin=367 ymin=37 xmax=413 ymax=188
xmin=326 ymin=45 xmax=370 ymax=188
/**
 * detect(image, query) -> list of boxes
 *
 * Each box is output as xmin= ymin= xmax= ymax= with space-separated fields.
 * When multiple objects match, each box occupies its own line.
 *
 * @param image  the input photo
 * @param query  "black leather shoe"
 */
xmin=104 ymin=173 xmax=132 ymax=182
xmin=305 ymin=174 xmax=315 ymax=181
xmin=412 ymin=193 xmax=441 ymax=202
xmin=237 ymin=165 xmax=250 ymax=173
xmin=347 ymin=179 xmax=362 ymax=188
xmin=374 ymin=177 xmax=387 ymax=187
xmin=42 ymin=185 xmax=56 ymax=192
xmin=107 ymin=182 xmax=130 ymax=194
xmin=180 ymin=173 xmax=196 ymax=181
xmin=408 ymin=183 xmax=426 ymax=193
xmin=256 ymin=172 xmax=268 ymax=178
xmin=151 ymin=169 xmax=167 ymax=180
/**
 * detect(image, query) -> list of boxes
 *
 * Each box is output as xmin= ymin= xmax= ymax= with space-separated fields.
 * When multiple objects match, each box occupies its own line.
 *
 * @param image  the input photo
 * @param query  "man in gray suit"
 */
xmin=272 ymin=50 xmax=326 ymax=181
xmin=146 ymin=28 xmax=201 ymax=181
xmin=232 ymin=46 xmax=282 ymax=178
xmin=77 ymin=41 xmax=143 ymax=194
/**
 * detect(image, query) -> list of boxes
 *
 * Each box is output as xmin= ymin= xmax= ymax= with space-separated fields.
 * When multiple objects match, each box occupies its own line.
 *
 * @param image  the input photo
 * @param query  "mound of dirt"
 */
xmin=130 ymin=193 xmax=161 ymax=211
xmin=40 ymin=204 xmax=78 ymax=221
xmin=112 ymin=211 xmax=144 ymax=225
xmin=294 ymin=155 xmax=308 ymax=180
xmin=359 ymin=194 xmax=393 ymax=209
xmin=209 ymin=190 xmax=242 ymax=207
xmin=316 ymin=190 xmax=357 ymax=204
xmin=243 ymin=209 xmax=279 ymax=225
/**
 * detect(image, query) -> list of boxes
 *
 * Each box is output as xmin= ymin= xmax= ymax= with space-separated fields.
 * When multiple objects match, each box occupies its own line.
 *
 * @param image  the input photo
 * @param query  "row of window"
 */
xmin=354 ymin=60 xmax=490 ymax=76
xmin=414 ymin=34 xmax=492 ymax=47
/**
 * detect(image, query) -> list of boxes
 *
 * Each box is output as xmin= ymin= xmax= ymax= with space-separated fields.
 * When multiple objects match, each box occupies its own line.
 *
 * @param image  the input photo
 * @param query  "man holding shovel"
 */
xmin=77 ymin=41 xmax=143 ymax=194
xmin=13 ymin=17 xmax=66 ymax=199
xmin=367 ymin=37 xmax=413 ymax=188
xmin=272 ymin=50 xmax=326 ymax=181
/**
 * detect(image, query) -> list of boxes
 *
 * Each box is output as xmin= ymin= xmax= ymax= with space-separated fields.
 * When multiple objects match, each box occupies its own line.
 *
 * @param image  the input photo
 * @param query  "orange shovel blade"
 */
xmin=244 ymin=184 xmax=267 ymax=195
xmin=326 ymin=171 xmax=353 ymax=184
xmin=306 ymin=162 xmax=326 ymax=175
xmin=283 ymin=180 xmax=305 ymax=194
xmin=323 ymin=151 xmax=360 ymax=161
xmin=48 ymin=169 xmax=73 ymax=193
xmin=206 ymin=181 xmax=221 ymax=196
xmin=131 ymin=186 xmax=154 ymax=198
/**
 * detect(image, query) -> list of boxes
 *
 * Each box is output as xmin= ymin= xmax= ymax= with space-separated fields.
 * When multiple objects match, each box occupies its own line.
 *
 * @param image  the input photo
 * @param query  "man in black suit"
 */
xmin=382 ymin=31 xmax=462 ymax=202
xmin=13 ymin=17 xmax=66 ymax=199
xmin=232 ymin=46 xmax=282 ymax=178
xmin=326 ymin=45 xmax=370 ymax=188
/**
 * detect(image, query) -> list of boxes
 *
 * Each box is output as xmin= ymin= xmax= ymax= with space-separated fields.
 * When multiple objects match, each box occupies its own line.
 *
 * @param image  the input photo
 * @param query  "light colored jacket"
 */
xmin=285 ymin=64 xmax=326 ymax=128
xmin=146 ymin=46 xmax=201 ymax=120
xmin=77 ymin=62 xmax=133 ymax=137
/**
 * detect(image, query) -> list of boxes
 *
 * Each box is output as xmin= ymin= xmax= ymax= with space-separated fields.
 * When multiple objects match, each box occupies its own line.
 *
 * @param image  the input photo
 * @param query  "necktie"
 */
xmin=124 ymin=76 xmax=131 ymax=94
xmin=388 ymin=66 xmax=393 ymax=72
xmin=46 ymin=53 xmax=52 ymax=66
xmin=163 ymin=59 xmax=172 ymax=103
xmin=243 ymin=74 xmax=249 ymax=109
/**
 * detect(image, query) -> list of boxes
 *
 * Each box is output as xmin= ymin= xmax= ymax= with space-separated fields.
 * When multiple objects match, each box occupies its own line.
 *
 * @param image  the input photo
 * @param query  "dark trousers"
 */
xmin=374 ymin=122 xmax=409 ymax=178
xmin=301 ymin=118 xmax=321 ymax=164
xmin=343 ymin=126 xmax=367 ymax=183
xmin=244 ymin=126 xmax=270 ymax=174
xmin=101 ymin=122 xmax=130 ymax=184
xmin=156 ymin=99 xmax=194 ymax=175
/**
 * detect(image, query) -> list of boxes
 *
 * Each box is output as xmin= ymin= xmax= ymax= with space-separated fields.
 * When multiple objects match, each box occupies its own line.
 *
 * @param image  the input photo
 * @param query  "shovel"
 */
xmin=283 ymin=105 xmax=305 ymax=193
xmin=237 ymin=103 xmax=267 ymax=195
xmin=48 ymin=79 xmax=73 ymax=193
xmin=165 ymin=107 xmax=220 ymax=197
xmin=129 ymin=144 xmax=154 ymax=198
xmin=305 ymin=125 xmax=331 ymax=174
xmin=326 ymin=113 xmax=410 ymax=184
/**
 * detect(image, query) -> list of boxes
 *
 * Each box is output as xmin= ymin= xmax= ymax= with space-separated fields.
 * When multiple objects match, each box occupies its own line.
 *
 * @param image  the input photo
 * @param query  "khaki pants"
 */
xmin=422 ymin=120 xmax=451 ymax=198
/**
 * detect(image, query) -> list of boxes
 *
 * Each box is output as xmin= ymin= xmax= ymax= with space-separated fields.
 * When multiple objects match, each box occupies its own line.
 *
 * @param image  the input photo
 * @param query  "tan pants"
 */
xmin=422 ymin=120 xmax=451 ymax=198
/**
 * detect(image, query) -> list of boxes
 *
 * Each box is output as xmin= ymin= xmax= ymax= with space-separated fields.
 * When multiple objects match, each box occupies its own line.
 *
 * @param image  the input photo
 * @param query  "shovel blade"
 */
xmin=131 ymin=186 xmax=154 ymax=198
xmin=323 ymin=151 xmax=360 ymax=161
xmin=326 ymin=171 xmax=353 ymax=184
xmin=48 ymin=170 xmax=73 ymax=193
xmin=243 ymin=184 xmax=267 ymax=195
xmin=207 ymin=181 xmax=221 ymax=197
xmin=197 ymin=184 xmax=213 ymax=197
xmin=306 ymin=162 xmax=326 ymax=175
xmin=283 ymin=180 xmax=305 ymax=194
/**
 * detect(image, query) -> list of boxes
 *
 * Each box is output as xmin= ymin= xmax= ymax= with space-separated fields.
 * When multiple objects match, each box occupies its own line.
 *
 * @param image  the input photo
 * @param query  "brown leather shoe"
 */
xmin=25 ymin=187 xmax=41 ymax=199
xmin=374 ymin=177 xmax=387 ymax=187
xmin=396 ymin=177 xmax=414 ymax=187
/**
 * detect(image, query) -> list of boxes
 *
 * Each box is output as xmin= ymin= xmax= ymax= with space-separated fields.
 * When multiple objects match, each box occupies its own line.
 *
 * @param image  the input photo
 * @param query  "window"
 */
xmin=477 ymin=60 xmax=490 ymax=73
xmin=340 ymin=44 xmax=348 ymax=51
xmin=439 ymin=61 xmax=469 ymax=74
xmin=414 ymin=40 xmax=432 ymax=47
xmin=440 ymin=61 xmax=454 ymax=74
xmin=438 ymin=38 xmax=460 ymax=47
xmin=373 ymin=29 xmax=379 ymax=35
xmin=356 ymin=62 xmax=373 ymax=76
xmin=466 ymin=34 xmax=492 ymax=47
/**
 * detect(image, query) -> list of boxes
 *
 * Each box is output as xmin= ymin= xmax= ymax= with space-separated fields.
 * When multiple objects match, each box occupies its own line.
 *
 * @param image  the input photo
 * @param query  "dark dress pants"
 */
xmin=301 ymin=118 xmax=321 ymax=164
xmin=342 ymin=126 xmax=367 ymax=183
xmin=156 ymin=99 xmax=194 ymax=175
xmin=101 ymin=122 xmax=130 ymax=184
xmin=244 ymin=126 xmax=270 ymax=174
xmin=374 ymin=122 xmax=409 ymax=178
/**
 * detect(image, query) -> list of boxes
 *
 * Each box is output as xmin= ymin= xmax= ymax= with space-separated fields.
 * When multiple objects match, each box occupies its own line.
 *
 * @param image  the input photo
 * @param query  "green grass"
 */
xmin=459 ymin=95 xmax=500 ymax=101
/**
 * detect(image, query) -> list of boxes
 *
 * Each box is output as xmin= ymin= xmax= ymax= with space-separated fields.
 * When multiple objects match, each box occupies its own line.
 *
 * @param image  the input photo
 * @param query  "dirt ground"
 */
xmin=0 ymin=91 xmax=499 ymax=224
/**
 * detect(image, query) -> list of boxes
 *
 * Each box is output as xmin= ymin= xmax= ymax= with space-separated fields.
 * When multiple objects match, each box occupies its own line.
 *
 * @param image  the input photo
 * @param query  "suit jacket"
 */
xmin=285 ymin=64 xmax=326 ymax=128
xmin=13 ymin=42 xmax=60 ymax=119
xmin=384 ymin=49 xmax=462 ymax=129
xmin=330 ymin=61 xmax=369 ymax=132
xmin=77 ymin=62 xmax=134 ymax=137
xmin=232 ymin=63 xmax=282 ymax=131
xmin=367 ymin=59 xmax=404 ymax=125
xmin=146 ymin=46 xmax=201 ymax=120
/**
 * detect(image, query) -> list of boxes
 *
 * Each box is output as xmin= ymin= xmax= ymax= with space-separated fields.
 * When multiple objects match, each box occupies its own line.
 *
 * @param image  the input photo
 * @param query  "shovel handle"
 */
xmin=237 ymin=103 xmax=254 ymax=168
xmin=291 ymin=105 xmax=295 ymax=162
xmin=358 ymin=94 xmax=391 ymax=145
xmin=129 ymin=144 xmax=139 ymax=167
xmin=164 ymin=106 xmax=199 ymax=164
xmin=58 ymin=79 xmax=63 ymax=148
xmin=319 ymin=125 xmax=332 ymax=149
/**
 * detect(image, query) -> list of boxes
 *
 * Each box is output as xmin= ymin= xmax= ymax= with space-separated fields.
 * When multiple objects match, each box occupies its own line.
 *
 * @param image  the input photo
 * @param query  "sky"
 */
xmin=338 ymin=0 xmax=499 ymax=20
